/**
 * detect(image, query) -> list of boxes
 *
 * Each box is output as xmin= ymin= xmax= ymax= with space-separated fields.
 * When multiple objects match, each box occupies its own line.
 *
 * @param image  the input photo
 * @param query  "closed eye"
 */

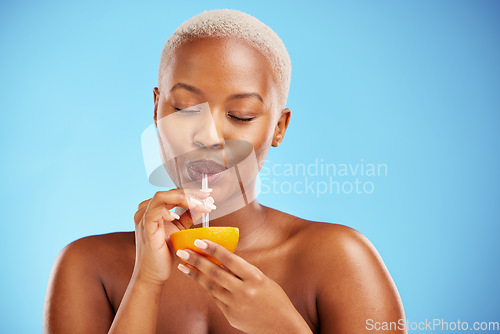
xmin=173 ymin=107 xmax=254 ymax=121
xmin=174 ymin=107 xmax=201 ymax=113
xmin=228 ymin=114 xmax=254 ymax=122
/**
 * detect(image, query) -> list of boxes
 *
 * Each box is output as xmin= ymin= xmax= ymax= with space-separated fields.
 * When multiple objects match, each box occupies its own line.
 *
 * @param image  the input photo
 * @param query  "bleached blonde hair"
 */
xmin=158 ymin=9 xmax=292 ymax=110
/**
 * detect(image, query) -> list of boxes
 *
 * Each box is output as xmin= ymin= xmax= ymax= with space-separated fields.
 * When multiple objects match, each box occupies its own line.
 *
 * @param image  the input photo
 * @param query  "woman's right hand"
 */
xmin=132 ymin=188 xmax=215 ymax=286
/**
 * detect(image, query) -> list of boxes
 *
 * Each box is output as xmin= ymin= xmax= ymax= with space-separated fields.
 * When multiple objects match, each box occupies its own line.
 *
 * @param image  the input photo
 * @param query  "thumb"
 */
xmin=177 ymin=208 xmax=204 ymax=229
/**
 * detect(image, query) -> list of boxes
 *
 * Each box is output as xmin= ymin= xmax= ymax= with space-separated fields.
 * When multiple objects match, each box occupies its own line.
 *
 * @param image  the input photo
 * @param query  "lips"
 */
xmin=186 ymin=159 xmax=228 ymax=184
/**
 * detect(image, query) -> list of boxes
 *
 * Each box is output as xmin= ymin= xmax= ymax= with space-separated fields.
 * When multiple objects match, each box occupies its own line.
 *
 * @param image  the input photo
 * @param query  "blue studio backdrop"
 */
xmin=1 ymin=1 xmax=499 ymax=333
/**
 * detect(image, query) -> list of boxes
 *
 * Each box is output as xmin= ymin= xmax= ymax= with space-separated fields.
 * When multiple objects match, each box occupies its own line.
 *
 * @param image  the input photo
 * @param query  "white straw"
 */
xmin=202 ymin=173 xmax=209 ymax=228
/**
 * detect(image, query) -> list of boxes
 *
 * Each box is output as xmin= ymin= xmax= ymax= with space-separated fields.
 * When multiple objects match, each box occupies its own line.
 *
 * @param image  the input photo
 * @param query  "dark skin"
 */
xmin=43 ymin=37 xmax=406 ymax=333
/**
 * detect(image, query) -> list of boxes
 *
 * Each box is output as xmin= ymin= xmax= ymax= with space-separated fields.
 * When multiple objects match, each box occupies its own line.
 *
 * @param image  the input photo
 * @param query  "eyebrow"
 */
xmin=229 ymin=92 xmax=264 ymax=104
xmin=170 ymin=82 xmax=203 ymax=95
xmin=170 ymin=82 xmax=264 ymax=104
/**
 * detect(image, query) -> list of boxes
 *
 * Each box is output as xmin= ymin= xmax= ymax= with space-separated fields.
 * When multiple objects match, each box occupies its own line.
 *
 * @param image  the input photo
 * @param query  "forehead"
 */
xmin=161 ymin=37 xmax=278 ymax=106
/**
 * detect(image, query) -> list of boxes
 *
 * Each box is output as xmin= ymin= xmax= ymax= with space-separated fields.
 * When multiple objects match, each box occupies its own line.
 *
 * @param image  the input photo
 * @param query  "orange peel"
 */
xmin=170 ymin=227 xmax=239 ymax=266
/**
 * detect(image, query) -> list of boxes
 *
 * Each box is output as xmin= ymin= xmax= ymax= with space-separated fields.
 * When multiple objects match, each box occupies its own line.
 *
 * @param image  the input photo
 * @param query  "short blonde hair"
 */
xmin=158 ymin=9 xmax=292 ymax=110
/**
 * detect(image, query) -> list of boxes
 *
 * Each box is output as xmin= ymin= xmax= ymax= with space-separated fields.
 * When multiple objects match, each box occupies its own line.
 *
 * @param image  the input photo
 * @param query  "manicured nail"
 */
xmin=176 ymin=249 xmax=189 ymax=260
xmin=205 ymin=196 xmax=215 ymax=205
xmin=194 ymin=239 xmax=208 ymax=250
xmin=204 ymin=203 xmax=216 ymax=210
xmin=178 ymin=263 xmax=190 ymax=274
xmin=187 ymin=196 xmax=203 ymax=207
xmin=196 ymin=191 xmax=211 ymax=198
xmin=200 ymin=188 xmax=213 ymax=193
xmin=170 ymin=212 xmax=180 ymax=220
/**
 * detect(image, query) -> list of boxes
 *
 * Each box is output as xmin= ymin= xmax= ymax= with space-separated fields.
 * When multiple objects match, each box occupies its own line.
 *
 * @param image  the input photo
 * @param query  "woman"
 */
xmin=44 ymin=9 xmax=405 ymax=334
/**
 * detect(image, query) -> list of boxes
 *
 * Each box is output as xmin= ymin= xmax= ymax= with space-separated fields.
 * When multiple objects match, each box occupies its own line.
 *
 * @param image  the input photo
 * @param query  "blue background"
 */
xmin=1 ymin=0 xmax=499 ymax=333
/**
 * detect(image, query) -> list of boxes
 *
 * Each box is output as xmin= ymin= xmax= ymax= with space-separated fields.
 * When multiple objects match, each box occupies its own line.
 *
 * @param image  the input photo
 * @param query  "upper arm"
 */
xmin=315 ymin=225 xmax=406 ymax=334
xmin=43 ymin=237 xmax=114 ymax=334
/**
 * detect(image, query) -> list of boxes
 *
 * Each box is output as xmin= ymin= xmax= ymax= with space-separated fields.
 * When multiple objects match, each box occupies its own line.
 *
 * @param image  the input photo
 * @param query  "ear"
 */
xmin=272 ymin=108 xmax=291 ymax=147
xmin=153 ymin=87 xmax=160 ymax=127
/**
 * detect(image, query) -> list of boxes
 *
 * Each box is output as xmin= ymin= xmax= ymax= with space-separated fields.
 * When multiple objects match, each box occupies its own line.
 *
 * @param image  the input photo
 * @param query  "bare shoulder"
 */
xmin=64 ymin=231 xmax=135 ymax=250
xmin=285 ymin=217 xmax=377 ymax=262
xmin=287 ymin=217 xmax=406 ymax=333
xmin=268 ymin=209 xmax=382 ymax=272
xmin=53 ymin=231 xmax=136 ymax=276
xmin=299 ymin=220 xmax=378 ymax=261
xmin=292 ymin=218 xmax=397 ymax=290
xmin=44 ymin=232 xmax=135 ymax=333
xmin=281 ymin=213 xmax=369 ymax=252
xmin=59 ymin=231 xmax=135 ymax=261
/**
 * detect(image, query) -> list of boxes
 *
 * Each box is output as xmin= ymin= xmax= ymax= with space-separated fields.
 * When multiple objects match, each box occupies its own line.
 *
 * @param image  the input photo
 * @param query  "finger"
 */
xmin=137 ymin=189 xmax=215 ymax=231
xmin=177 ymin=262 xmax=233 ymax=304
xmin=134 ymin=199 xmax=152 ymax=224
xmin=162 ymin=205 xmax=209 ymax=230
xmin=144 ymin=206 xmax=178 ymax=225
xmin=146 ymin=189 xmax=215 ymax=232
xmin=176 ymin=249 xmax=241 ymax=292
xmin=152 ymin=190 xmax=215 ymax=230
xmin=142 ymin=207 xmax=182 ymax=242
xmin=138 ymin=198 xmax=152 ymax=210
xmin=177 ymin=208 xmax=194 ymax=229
xmin=134 ymin=208 xmax=146 ymax=225
xmin=149 ymin=189 xmax=215 ymax=215
xmin=193 ymin=239 xmax=261 ymax=281
xmin=163 ymin=212 xmax=188 ymax=235
xmin=178 ymin=207 xmax=211 ymax=229
xmin=213 ymin=298 xmax=230 ymax=318
xmin=143 ymin=215 xmax=161 ymax=237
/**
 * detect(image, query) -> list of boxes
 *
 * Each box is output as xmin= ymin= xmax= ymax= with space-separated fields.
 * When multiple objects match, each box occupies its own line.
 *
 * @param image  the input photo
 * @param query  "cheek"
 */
xmin=158 ymin=123 xmax=187 ymax=155
xmin=157 ymin=112 xmax=196 ymax=157
xmin=226 ymin=115 xmax=275 ymax=144
xmin=228 ymin=121 xmax=274 ymax=169
xmin=248 ymin=120 xmax=274 ymax=153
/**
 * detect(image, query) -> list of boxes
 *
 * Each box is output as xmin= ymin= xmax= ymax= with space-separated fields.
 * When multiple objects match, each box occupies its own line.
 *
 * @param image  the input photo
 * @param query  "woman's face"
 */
xmin=154 ymin=36 xmax=288 ymax=206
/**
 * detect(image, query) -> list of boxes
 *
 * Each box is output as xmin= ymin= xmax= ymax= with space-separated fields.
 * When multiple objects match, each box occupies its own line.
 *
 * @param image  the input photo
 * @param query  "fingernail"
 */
xmin=170 ymin=211 xmax=180 ymax=220
xmin=204 ymin=203 xmax=216 ymax=210
xmin=205 ymin=196 xmax=215 ymax=205
xmin=188 ymin=196 xmax=203 ymax=207
xmin=194 ymin=239 xmax=208 ymax=250
xmin=196 ymin=191 xmax=211 ymax=198
xmin=178 ymin=263 xmax=190 ymax=274
xmin=200 ymin=188 xmax=213 ymax=193
xmin=176 ymin=249 xmax=189 ymax=260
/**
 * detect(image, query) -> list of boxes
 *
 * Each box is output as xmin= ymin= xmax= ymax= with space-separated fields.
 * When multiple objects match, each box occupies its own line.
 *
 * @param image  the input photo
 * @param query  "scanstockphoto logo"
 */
xmin=258 ymin=158 xmax=388 ymax=197
xmin=366 ymin=318 xmax=500 ymax=333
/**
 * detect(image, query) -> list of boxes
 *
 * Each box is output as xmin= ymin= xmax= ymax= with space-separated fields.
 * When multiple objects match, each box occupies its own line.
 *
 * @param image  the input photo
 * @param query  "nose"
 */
xmin=192 ymin=105 xmax=224 ymax=149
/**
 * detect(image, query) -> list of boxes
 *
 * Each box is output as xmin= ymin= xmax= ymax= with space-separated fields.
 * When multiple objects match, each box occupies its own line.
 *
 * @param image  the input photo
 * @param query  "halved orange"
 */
xmin=170 ymin=227 xmax=239 ymax=266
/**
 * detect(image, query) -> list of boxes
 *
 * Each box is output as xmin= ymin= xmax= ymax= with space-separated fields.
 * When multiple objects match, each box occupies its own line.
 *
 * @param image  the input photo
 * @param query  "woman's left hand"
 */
xmin=175 ymin=239 xmax=312 ymax=334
